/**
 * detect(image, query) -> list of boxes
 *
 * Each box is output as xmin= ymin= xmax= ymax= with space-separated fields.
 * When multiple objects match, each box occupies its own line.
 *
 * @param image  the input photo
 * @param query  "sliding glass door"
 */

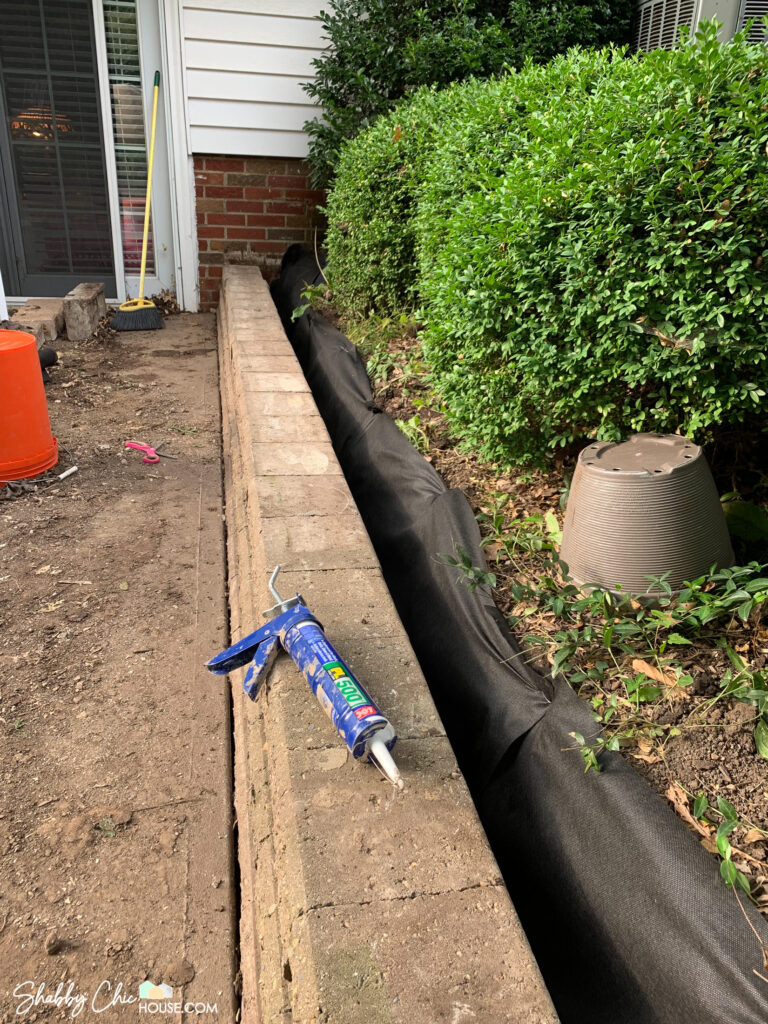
xmin=0 ymin=0 xmax=116 ymax=296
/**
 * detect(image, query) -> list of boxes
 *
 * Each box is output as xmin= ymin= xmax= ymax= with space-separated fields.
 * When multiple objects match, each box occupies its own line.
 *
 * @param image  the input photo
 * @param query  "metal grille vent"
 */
xmin=634 ymin=0 xmax=696 ymax=52
xmin=103 ymin=0 xmax=153 ymax=274
xmin=739 ymin=0 xmax=768 ymax=41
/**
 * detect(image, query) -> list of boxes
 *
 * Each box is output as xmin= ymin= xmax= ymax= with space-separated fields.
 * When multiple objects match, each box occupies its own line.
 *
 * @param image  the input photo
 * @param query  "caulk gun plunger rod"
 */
xmin=269 ymin=564 xmax=283 ymax=604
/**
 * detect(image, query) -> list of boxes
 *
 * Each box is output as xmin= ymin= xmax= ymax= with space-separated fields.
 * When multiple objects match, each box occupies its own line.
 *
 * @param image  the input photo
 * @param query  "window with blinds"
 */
xmin=738 ymin=0 xmax=768 ymax=41
xmin=634 ymin=0 xmax=696 ymax=51
xmin=103 ymin=0 xmax=154 ymax=275
xmin=0 ymin=0 xmax=112 ymax=279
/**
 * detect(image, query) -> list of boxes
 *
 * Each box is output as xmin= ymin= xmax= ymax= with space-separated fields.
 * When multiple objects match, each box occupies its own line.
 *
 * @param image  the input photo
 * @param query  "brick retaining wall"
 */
xmin=194 ymin=155 xmax=325 ymax=310
xmin=217 ymin=265 xmax=558 ymax=1023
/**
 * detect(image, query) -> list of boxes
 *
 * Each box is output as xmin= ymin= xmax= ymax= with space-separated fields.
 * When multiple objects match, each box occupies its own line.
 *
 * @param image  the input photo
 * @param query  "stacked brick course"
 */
xmin=194 ymin=155 xmax=325 ymax=310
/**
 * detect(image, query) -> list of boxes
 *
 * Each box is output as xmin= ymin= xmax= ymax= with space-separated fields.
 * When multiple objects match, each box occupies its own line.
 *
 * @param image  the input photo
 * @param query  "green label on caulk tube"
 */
xmin=323 ymin=660 xmax=367 ymax=708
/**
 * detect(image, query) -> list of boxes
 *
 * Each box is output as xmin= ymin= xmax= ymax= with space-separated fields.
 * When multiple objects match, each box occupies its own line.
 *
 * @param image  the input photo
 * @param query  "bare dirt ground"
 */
xmin=0 ymin=314 xmax=237 ymax=1021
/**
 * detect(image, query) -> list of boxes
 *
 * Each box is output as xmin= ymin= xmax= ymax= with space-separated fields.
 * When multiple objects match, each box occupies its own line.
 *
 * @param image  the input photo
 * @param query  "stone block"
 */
xmin=252 ymin=475 xmax=353 ymax=518
xmin=272 ymin=567 xmax=407 ymax=642
xmin=251 ymin=440 xmax=342 ymax=476
xmin=14 ymin=299 xmax=65 ymax=346
xmin=240 ymin=393 xmax=319 ymax=419
xmin=260 ymin=513 xmax=377 ymax=571
xmin=299 ymin=889 xmax=558 ymax=1024
xmin=267 ymin=732 xmax=501 ymax=909
xmin=238 ymin=369 xmax=310 ymax=393
xmin=247 ymin=410 xmax=330 ymax=444
xmin=235 ymin=354 xmax=301 ymax=374
xmin=63 ymin=281 xmax=106 ymax=342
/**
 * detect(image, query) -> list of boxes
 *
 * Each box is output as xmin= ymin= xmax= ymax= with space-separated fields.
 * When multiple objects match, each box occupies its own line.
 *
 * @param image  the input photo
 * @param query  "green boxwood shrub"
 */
xmin=323 ymin=83 xmax=458 ymax=318
xmin=304 ymin=0 xmax=635 ymax=186
xmin=415 ymin=47 xmax=624 ymax=284
xmin=420 ymin=24 xmax=768 ymax=464
xmin=326 ymin=23 xmax=768 ymax=466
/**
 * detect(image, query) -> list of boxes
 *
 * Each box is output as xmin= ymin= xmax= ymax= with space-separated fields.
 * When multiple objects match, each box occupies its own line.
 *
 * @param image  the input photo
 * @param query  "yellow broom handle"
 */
xmin=139 ymin=71 xmax=160 ymax=301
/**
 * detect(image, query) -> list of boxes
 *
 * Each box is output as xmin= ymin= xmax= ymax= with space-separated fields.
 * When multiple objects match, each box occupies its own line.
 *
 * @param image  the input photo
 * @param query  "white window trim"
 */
xmin=0 ymin=268 xmax=8 ymax=321
xmin=92 ymin=0 xmax=128 ymax=303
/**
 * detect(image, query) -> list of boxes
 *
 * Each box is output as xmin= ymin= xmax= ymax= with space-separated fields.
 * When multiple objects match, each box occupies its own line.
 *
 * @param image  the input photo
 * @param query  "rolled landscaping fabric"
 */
xmin=271 ymin=250 xmax=768 ymax=1024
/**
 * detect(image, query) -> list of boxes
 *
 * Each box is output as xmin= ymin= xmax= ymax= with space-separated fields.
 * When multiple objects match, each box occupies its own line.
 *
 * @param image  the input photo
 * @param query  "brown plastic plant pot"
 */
xmin=559 ymin=433 xmax=733 ymax=597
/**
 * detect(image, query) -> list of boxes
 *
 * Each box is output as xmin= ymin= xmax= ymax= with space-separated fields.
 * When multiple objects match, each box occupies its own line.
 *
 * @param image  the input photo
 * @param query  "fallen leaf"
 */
xmin=630 ymin=750 xmax=662 ymax=764
xmin=633 ymin=658 xmax=676 ymax=687
xmin=40 ymin=600 xmax=64 ymax=613
xmin=35 ymin=565 xmax=51 ymax=575
xmin=666 ymin=783 xmax=711 ymax=839
xmin=744 ymin=829 xmax=766 ymax=845
xmin=632 ymin=658 xmax=690 ymax=699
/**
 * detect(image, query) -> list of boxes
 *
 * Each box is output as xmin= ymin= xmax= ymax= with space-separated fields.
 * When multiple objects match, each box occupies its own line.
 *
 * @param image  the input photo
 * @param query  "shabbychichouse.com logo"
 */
xmin=138 ymin=982 xmax=173 ymax=1000
xmin=138 ymin=979 xmax=217 ymax=1015
xmin=12 ymin=978 xmax=218 ymax=1017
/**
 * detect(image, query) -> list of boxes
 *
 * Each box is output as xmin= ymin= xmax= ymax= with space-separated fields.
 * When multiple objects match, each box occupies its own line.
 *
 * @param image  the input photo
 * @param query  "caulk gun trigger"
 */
xmin=242 ymin=631 xmax=280 ymax=700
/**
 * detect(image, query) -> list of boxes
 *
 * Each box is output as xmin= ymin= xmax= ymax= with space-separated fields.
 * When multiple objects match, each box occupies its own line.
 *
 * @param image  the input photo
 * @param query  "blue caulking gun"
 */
xmin=206 ymin=566 xmax=404 ymax=790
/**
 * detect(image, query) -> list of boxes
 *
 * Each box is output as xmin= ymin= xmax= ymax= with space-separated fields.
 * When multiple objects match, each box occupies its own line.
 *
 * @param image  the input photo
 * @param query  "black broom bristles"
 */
xmin=111 ymin=303 xmax=164 ymax=332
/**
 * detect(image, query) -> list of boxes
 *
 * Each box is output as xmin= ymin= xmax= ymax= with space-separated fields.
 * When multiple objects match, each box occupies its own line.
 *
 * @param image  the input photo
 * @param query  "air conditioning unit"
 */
xmin=633 ymin=0 xmax=767 ymax=51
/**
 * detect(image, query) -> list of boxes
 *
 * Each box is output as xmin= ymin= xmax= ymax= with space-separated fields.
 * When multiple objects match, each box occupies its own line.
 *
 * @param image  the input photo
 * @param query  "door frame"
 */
xmin=3 ymin=0 xmax=196 ymax=308
xmin=0 ymin=88 xmax=20 ymax=295
xmin=92 ymin=0 xmax=126 ymax=303
xmin=92 ymin=0 xmax=180 ymax=304
xmin=160 ymin=0 xmax=199 ymax=312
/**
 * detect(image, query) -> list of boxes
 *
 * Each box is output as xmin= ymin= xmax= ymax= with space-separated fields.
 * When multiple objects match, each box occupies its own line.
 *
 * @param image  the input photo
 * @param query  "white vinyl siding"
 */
xmin=181 ymin=1 xmax=325 ymax=157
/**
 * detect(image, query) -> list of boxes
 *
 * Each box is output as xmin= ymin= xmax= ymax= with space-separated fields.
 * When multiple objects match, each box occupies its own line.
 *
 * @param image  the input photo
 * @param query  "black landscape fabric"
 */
xmin=271 ymin=249 xmax=768 ymax=1024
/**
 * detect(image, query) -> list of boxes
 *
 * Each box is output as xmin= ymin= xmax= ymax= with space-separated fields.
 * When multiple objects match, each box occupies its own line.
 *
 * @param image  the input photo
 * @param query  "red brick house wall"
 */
xmin=194 ymin=155 xmax=325 ymax=310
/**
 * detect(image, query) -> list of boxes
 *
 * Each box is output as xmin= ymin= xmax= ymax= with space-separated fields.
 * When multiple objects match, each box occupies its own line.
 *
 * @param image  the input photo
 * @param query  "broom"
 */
xmin=112 ymin=71 xmax=164 ymax=332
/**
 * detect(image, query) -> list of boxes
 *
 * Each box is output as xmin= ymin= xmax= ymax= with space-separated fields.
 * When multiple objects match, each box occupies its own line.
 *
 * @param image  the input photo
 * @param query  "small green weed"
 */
xmin=694 ymin=794 xmax=751 ymax=894
xmin=291 ymin=282 xmax=330 ymax=322
xmin=96 ymin=817 xmax=116 ymax=838
xmin=345 ymin=312 xmax=424 ymax=396
xmin=670 ymin=781 xmax=767 ymax=897
xmin=396 ymin=414 xmax=429 ymax=453
xmin=439 ymin=545 xmax=496 ymax=593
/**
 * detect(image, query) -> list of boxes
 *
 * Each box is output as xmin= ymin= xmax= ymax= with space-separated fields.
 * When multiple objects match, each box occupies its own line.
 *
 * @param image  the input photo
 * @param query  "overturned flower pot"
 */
xmin=560 ymin=433 xmax=733 ymax=596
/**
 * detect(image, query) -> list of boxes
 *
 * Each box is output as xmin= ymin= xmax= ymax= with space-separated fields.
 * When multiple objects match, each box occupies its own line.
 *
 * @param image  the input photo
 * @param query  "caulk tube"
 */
xmin=282 ymin=620 xmax=404 ymax=788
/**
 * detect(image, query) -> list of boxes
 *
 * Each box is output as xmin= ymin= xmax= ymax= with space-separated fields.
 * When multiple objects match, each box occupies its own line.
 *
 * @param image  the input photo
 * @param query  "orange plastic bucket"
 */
xmin=0 ymin=330 xmax=58 ymax=482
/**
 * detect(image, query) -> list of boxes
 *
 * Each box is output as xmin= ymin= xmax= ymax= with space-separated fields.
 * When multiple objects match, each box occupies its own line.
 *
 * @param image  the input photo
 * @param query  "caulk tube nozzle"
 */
xmin=368 ymin=735 xmax=405 ymax=791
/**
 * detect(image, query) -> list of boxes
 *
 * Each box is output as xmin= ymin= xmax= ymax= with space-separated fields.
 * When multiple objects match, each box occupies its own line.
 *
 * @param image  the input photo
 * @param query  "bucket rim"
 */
xmin=0 ymin=329 xmax=38 ymax=352
xmin=0 ymin=437 xmax=58 ymax=482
